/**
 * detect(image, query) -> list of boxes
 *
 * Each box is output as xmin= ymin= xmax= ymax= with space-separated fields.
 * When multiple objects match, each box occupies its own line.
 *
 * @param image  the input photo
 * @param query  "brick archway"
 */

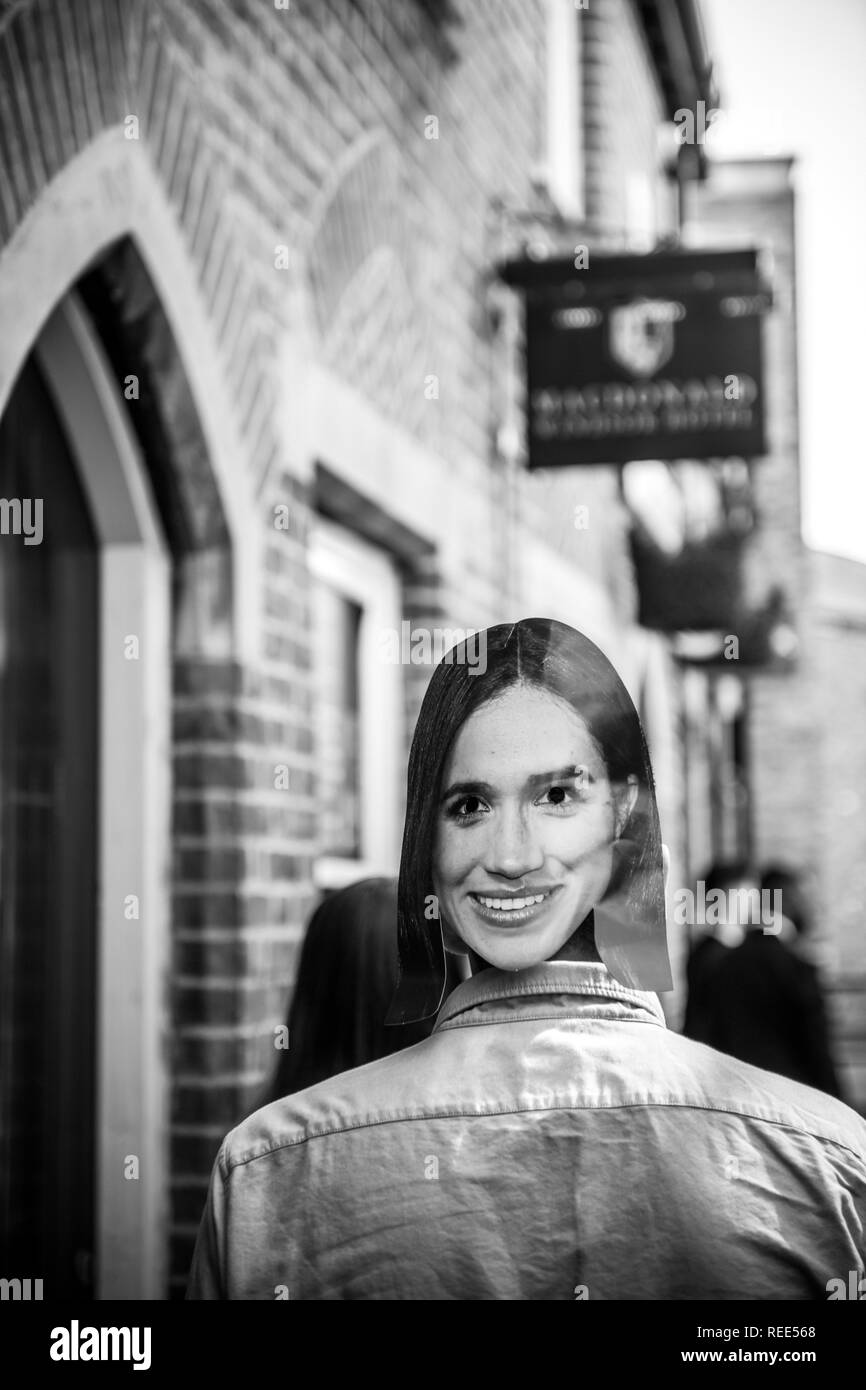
xmin=0 ymin=22 xmax=313 ymax=1289
xmin=0 ymin=128 xmax=262 ymax=659
xmin=0 ymin=0 xmax=282 ymax=502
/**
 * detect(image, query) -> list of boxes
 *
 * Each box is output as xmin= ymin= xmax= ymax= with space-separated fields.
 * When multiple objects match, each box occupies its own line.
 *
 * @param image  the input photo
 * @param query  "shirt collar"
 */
xmin=433 ymin=958 xmax=667 ymax=1031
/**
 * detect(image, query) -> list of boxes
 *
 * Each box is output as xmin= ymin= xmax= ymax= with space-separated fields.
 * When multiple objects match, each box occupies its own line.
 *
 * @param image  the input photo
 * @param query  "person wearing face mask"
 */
xmin=188 ymin=618 xmax=866 ymax=1300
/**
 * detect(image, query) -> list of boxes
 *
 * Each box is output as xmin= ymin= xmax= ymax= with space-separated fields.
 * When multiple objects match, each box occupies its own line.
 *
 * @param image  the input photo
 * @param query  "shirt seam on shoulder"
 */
xmin=223 ymin=1098 xmax=866 ymax=1176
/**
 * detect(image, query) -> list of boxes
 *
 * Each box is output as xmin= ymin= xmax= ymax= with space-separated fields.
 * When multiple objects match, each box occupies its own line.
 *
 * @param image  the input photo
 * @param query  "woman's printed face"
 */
xmin=432 ymin=684 xmax=631 ymax=972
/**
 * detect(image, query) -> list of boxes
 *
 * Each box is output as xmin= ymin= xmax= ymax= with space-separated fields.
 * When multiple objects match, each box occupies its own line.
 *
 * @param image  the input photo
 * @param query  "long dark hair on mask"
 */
xmin=386 ymin=618 xmax=670 ymax=1024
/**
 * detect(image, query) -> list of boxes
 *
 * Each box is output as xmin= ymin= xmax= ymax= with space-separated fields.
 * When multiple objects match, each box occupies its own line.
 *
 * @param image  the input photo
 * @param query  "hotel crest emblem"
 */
xmin=607 ymin=297 xmax=682 ymax=377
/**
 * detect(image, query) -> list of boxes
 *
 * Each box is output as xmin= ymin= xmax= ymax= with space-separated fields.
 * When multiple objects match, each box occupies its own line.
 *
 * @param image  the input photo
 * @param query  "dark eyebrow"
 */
xmin=439 ymin=767 xmax=590 ymax=804
xmin=527 ymin=766 xmax=592 ymax=788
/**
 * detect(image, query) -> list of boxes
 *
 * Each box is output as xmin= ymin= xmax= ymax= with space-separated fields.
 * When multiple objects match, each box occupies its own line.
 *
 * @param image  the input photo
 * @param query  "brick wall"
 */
xmin=583 ymin=0 xmax=670 ymax=240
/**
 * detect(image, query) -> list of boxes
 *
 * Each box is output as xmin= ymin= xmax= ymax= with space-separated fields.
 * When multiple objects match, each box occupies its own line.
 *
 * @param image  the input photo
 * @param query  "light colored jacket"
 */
xmin=187 ymin=959 xmax=866 ymax=1300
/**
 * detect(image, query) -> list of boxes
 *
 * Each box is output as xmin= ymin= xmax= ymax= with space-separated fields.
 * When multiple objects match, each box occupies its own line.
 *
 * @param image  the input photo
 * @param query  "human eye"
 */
xmin=445 ymin=793 xmax=489 ymax=823
xmin=537 ymin=784 xmax=576 ymax=810
xmin=535 ymin=770 xmax=591 ymax=811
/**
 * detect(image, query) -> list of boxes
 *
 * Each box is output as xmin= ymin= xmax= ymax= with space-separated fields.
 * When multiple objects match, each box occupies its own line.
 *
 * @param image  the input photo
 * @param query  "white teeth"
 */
xmin=476 ymin=893 xmax=546 ymax=911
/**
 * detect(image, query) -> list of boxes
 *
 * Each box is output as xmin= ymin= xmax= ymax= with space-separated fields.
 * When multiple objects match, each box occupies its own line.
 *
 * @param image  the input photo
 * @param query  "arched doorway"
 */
xmin=0 ymin=354 xmax=99 ymax=1297
xmin=0 ymin=136 xmax=258 ymax=1298
xmin=0 ymin=292 xmax=172 ymax=1298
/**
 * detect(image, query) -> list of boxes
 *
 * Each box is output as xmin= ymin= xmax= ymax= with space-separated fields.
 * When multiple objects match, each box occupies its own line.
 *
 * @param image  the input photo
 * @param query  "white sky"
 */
xmin=702 ymin=0 xmax=866 ymax=564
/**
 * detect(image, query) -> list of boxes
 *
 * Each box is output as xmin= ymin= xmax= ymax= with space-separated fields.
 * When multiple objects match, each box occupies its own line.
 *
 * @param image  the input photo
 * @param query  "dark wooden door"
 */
xmin=0 ymin=356 xmax=99 ymax=1299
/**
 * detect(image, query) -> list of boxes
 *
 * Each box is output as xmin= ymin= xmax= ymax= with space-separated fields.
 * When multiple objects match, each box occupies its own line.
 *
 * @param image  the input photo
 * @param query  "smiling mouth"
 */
xmin=469 ymin=887 xmax=562 ymax=925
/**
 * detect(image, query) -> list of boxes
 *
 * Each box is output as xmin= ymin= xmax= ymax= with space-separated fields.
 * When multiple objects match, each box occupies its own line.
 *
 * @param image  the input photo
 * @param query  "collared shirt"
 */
xmin=187 ymin=960 xmax=866 ymax=1300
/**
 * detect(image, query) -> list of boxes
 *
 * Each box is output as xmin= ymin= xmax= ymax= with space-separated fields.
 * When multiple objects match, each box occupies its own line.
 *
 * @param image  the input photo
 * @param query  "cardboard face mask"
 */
xmin=387 ymin=618 xmax=672 ymax=1025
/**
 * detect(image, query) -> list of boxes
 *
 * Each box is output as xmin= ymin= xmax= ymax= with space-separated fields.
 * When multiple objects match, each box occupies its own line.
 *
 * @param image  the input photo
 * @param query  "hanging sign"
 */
xmin=499 ymin=248 xmax=771 ymax=467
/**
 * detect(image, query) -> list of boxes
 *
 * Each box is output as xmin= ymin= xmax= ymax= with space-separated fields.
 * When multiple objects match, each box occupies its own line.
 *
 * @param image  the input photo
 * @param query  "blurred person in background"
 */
xmin=694 ymin=866 xmax=842 ymax=1098
xmin=262 ymin=877 xmax=437 ymax=1104
xmin=762 ymin=865 xmax=829 ymax=969
xmin=681 ymin=860 xmax=753 ymax=1043
xmin=762 ymin=864 xmax=842 ymax=1100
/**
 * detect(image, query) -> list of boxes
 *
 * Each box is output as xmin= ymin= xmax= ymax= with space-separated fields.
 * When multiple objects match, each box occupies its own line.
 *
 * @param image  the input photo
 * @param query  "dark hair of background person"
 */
xmin=265 ymin=877 xmax=435 ymax=1102
xmin=684 ymin=861 xmax=843 ymax=1098
xmin=681 ymin=859 xmax=755 ymax=1042
xmin=760 ymin=863 xmax=810 ymax=935
xmin=704 ymin=859 xmax=756 ymax=896
xmin=389 ymin=616 xmax=667 ymax=1024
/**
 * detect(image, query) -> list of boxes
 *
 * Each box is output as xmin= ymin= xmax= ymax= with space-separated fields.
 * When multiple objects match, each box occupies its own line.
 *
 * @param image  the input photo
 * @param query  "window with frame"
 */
xmin=310 ymin=519 xmax=402 ymax=890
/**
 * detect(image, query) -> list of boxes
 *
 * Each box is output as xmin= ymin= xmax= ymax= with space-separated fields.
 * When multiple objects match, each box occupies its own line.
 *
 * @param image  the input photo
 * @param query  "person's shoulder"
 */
xmin=664 ymin=1029 xmax=866 ymax=1159
xmin=688 ymin=935 xmax=726 ymax=964
xmin=216 ymin=1036 xmax=442 ymax=1176
xmin=713 ymin=933 xmax=804 ymax=983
